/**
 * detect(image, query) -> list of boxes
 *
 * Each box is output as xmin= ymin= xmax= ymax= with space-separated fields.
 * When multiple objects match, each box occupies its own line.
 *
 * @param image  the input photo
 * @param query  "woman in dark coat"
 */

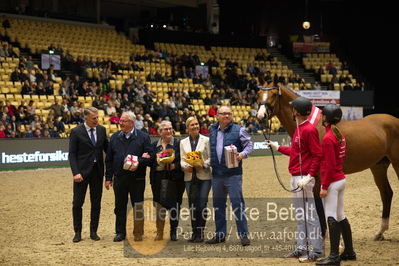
xmin=150 ymin=120 xmax=185 ymax=241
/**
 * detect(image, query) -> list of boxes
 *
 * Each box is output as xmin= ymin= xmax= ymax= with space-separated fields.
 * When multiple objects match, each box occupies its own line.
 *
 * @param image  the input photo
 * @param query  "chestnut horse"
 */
xmin=257 ymin=84 xmax=399 ymax=241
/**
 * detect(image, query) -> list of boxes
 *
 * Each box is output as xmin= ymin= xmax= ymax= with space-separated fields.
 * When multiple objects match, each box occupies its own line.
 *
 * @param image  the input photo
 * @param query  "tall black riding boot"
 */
xmin=316 ymin=217 xmax=341 ymax=265
xmin=339 ymin=218 xmax=356 ymax=260
xmin=194 ymin=209 xmax=206 ymax=242
xmin=170 ymin=205 xmax=180 ymax=241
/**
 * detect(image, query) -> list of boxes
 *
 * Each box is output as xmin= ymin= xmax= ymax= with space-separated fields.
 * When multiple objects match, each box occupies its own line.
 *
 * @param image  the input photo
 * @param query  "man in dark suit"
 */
xmin=105 ymin=111 xmax=152 ymax=242
xmin=69 ymin=107 xmax=108 ymax=243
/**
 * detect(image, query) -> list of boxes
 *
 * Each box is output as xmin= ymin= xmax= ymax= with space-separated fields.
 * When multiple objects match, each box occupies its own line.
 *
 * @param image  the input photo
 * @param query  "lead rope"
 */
xmin=260 ymin=107 xmax=301 ymax=193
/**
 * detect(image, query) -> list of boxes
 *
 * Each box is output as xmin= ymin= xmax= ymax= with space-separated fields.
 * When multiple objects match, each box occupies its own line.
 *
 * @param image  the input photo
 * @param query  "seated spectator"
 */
xmin=0 ymin=124 xmax=7 ymax=138
xmin=312 ymin=81 xmax=322 ymax=90
xmin=35 ymin=82 xmax=46 ymax=95
xmin=5 ymin=100 xmax=16 ymax=116
xmin=24 ymin=124 xmax=33 ymax=138
xmin=42 ymin=129 xmax=51 ymax=138
xmin=105 ymin=101 xmax=116 ymax=116
xmin=141 ymin=121 xmax=150 ymax=133
xmin=69 ymin=101 xmax=81 ymax=122
xmin=149 ymin=122 xmax=159 ymax=135
xmin=92 ymin=96 xmax=106 ymax=111
xmin=246 ymin=123 xmax=258 ymax=134
xmin=343 ymin=80 xmax=353 ymax=91
xmin=25 ymin=56 xmax=34 ymax=71
xmin=208 ymin=104 xmax=217 ymax=117
xmin=33 ymin=129 xmax=42 ymax=138
xmin=174 ymin=121 xmax=186 ymax=133
xmin=199 ymin=122 xmax=210 ymax=136
xmin=53 ymin=117 xmax=65 ymax=133
xmin=48 ymin=99 xmax=63 ymax=118
xmin=15 ymin=106 xmax=27 ymax=124
xmin=11 ymin=67 xmax=22 ymax=82
xmin=45 ymin=81 xmax=54 ymax=95
xmin=109 ymin=112 xmax=120 ymax=124
xmin=21 ymin=80 xmax=32 ymax=95
xmin=135 ymin=114 xmax=144 ymax=130
xmin=30 ymin=115 xmax=42 ymax=129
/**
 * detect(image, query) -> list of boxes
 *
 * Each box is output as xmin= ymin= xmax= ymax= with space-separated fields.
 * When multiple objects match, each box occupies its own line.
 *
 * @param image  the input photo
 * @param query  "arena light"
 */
xmin=302 ymin=21 xmax=310 ymax=30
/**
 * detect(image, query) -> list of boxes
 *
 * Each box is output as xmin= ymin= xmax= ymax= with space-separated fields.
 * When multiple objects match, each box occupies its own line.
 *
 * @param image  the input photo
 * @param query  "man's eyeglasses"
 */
xmin=218 ymin=112 xmax=232 ymax=116
xmin=119 ymin=119 xmax=132 ymax=123
xmin=162 ymin=128 xmax=173 ymax=131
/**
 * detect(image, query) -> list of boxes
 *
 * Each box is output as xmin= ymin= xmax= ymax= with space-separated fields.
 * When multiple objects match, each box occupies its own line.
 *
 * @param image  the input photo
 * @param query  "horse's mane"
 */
xmin=279 ymin=83 xmax=299 ymax=98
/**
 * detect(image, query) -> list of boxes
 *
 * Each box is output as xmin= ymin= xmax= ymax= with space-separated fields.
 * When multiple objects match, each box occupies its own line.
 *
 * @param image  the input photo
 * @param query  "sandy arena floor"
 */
xmin=0 ymin=156 xmax=398 ymax=265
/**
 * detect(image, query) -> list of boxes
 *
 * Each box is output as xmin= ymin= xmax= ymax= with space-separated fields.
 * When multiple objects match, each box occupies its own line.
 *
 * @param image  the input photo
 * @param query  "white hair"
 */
xmin=158 ymin=120 xmax=172 ymax=133
xmin=122 ymin=111 xmax=136 ymax=122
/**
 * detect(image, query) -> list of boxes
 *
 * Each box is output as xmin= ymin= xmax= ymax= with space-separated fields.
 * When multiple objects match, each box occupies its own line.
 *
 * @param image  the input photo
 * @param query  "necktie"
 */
xmin=90 ymin=128 xmax=96 ymax=145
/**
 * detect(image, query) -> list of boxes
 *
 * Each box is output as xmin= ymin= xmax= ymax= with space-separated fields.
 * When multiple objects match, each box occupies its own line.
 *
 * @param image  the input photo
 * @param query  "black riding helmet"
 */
xmin=289 ymin=97 xmax=312 ymax=116
xmin=322 ymin=104 xmax=342 ymax=124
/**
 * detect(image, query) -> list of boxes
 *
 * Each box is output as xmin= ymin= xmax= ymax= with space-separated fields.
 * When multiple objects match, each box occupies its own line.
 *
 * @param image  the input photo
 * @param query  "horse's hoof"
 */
xmin=374 ymin=233 xmax=385 ymax=241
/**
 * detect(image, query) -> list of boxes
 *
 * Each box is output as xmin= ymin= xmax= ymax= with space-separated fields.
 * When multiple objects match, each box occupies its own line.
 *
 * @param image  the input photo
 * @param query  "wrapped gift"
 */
xmin=157 ymin=149 xmax=175 ymax=165
xmin=183 ymin=151 xmax=204 ymax=167
xmin=123 ymin=154 xmax=139 ymax=171
xmin=224 ymin=144 xmax=238 ymax=168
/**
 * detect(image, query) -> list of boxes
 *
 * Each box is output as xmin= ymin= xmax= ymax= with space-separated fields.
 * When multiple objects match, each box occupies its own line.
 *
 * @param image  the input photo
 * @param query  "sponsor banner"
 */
xmin=293 ymin=42 xmax=330 ymax=53
xmin=296 ymin=90 xmax=340 ymax=106
xmin=0 ymin=134 xmax=290 ymax=169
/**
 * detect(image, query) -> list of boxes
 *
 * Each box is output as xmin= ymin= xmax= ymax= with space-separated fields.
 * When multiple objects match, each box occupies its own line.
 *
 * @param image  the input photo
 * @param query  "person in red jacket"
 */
xmin=267 ymin=97 xmax=323 ymax=262
xmin=316 ymin=104 xmax=356 ymax=265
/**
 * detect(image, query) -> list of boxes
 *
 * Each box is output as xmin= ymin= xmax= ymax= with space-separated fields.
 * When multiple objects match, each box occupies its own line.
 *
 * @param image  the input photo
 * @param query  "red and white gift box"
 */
xmin=123 ymin=154 xmax=139 ymax=171
xmin=224 ymin=144 xmax=238 ymax=168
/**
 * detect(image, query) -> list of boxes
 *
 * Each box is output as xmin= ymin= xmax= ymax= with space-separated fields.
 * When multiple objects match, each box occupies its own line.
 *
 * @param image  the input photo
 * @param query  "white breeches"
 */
xmin=324 ymin=179 xmax=346 ymax=222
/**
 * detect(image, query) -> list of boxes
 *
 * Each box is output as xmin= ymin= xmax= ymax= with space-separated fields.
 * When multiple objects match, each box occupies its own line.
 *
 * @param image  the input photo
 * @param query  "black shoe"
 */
xmin=90 ymin=232 xmax=100 ymax=241
xmin=193 ymin=234 xmax=204 ymax=243
xmin=206 ymin=236 xmax=225 ymax=244
xmin=240 ymin=237 xmax=250 ymax=246
xmin=188 ymin=232 xmax=197 ymax=243
xmin=283 ymin=249 xmax=305 ymax=258
xmin=72 ymin=232 xmax=81 ymax=243
xmin=315 ymin=255 xmax=341 ymax=265
xmin=113 ymin=234 xmax=125 ymax=242
xmin=340 ymin=251 xmax=356 ymax=261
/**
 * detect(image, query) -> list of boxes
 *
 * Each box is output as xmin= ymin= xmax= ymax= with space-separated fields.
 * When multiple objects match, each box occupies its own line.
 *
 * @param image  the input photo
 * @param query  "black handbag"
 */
xmin=160 ymin=172 xmax=178 ymax=209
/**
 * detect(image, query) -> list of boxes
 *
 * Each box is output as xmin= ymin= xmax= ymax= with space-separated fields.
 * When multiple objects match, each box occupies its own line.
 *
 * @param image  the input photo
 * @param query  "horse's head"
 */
xmin=256 ymin=83 xmax=281 ymax=122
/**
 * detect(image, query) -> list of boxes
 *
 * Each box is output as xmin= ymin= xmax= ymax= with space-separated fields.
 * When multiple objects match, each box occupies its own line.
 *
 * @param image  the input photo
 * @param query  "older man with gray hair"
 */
xmin=105 ymin=111 xmax=152 ymax=242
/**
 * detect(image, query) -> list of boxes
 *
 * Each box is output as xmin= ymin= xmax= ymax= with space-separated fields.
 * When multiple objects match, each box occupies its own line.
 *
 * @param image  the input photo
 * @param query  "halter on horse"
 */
xmin=256 ymin=84 xmax=302 ymax=193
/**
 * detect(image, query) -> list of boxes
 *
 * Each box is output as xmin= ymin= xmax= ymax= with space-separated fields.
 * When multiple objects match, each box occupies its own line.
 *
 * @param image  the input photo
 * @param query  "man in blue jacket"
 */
xmin=105 ymin=111 xmax=152 ymax=242
xmin=206 ymin=106 xmax=253 ymax=246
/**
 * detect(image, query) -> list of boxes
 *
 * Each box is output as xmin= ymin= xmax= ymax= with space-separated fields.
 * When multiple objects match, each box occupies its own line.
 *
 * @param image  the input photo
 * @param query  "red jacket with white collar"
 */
xmin=320 ymin=125 xmax=346 ymax=189
xmin=278 ymin=120 xmax=322 ymax=177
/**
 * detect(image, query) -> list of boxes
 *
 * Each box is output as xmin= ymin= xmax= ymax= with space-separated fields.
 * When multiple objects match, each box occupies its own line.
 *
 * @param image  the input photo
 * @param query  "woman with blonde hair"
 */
xmin=180 ymin=116 xmax=211 ymax=242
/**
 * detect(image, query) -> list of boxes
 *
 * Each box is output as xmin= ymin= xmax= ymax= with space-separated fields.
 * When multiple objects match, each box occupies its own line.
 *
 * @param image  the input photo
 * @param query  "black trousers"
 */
xmin=72 ymin=163 xmax=103 ymax=233
xmin=113 ymin=176 xmax=145 ymax=236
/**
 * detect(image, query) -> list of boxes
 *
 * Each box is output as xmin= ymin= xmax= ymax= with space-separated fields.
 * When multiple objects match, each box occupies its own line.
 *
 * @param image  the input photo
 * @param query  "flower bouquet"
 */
xmin=183 ymin=151 xmax=204 ymax=168
xmin=157 ymin=149 xmax=175 ymax=165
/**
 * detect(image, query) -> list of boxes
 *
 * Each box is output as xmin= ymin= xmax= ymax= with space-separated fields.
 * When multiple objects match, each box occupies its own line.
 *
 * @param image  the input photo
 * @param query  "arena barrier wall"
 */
xmin=0 ymin=133 xmax=290 ymax=170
